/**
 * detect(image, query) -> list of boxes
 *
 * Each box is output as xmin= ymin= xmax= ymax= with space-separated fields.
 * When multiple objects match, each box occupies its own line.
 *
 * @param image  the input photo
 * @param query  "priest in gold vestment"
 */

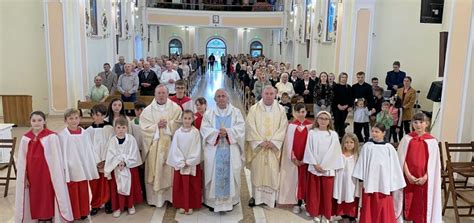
xmin=140 ymin=84 xmax=182 ymax=207
xmin=246 ymin=86 xmax=288 ymax=208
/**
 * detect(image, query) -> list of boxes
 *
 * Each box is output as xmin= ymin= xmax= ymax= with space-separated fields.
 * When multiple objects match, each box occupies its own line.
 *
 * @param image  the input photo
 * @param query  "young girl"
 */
xmin=396 ymin=112 xmax=442 ymax=223
xmin=16 ymin=111 xmax=73 ymax=223
xmin=352 ymin=123 xmax=406 ymax=223
xmin=58 ymin=108 xmax=100 ymax=220
xmin=278 ymin=103 xmax=312 ymax=213
xmin=353 ymin=98 xmax=375 ymax=143
xmin=303 ymin=111 xmax=344 ymax=222
xmin=104 ymin=117 xmax=143 ymax=218
xmin=333 ymin=133 xmax=360 ymax=223
xmin=86 ymin=104 xmax=114 ymax=215
xmin=107 ymin=98 xmax=128 ymax=124
xmin=166 ymin=110 xmax=203 ymax=215
xmin=194 ymin=97 xmax=207 ymax=130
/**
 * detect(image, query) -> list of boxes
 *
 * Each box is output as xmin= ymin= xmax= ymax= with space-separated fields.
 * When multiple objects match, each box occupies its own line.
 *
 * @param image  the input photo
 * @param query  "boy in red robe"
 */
xmin=86 ymin=104 xmax=114 ymax=215
xmin=59 ymin=108 xmax=100 ymax=220
xmin=169 ymin=80 xmax=194 ymax=111
xmin=15 ymin=111 xmax=73 ymax=223
xmin=104 ymin=117 xmax=143 ymax=218
xmin=166 ymin=110 xmax=203 ymax=214
xmin=396 ymin=112 xmax=442 ymax=223
xmin=278 ymin=103 xmax=312 ymax=213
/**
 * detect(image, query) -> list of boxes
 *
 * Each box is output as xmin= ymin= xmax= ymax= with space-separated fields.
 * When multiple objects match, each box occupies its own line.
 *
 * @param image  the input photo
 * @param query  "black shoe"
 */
xmin=80 ymin=216 xmax=88 ymax=220
xmin=248 ymin=197 xmax=256 ymax=207
xmin=105 ymin=202 xmax=113 ymax=214
xmin=90 ymin=208 xmax=99 ymax=216
xmin=208 ymin=207 xmax=214 ymax=212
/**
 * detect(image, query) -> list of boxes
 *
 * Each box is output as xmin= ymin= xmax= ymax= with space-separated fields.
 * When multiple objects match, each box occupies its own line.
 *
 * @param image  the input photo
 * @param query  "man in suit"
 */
xmin=97 ymin=63 xmax=117 ymax=94
xmin=138 ymin=62 xmax=159 ymax=96
xmin=385 ymin=61 xmax=406 ymax=96
xmin=113 ymin=56 xmax=126 ymax=77
xmin=294 ymin=70 xmax=316 ymax=103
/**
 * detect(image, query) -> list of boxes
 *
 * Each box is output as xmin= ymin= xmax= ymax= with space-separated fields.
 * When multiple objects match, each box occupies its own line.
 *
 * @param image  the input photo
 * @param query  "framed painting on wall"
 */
xmin=325 ymin=0 xmax=336 ymax=42
xmin=116 ymin=0 xmax=123 ymax=38
xmin=305 ymin=0 xmax=313 ymax=40
xmin=90 ymin=0 xmax=98 ymax=36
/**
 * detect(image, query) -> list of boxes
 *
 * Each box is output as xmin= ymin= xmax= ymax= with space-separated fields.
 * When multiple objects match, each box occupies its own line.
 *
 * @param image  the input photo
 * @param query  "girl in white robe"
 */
xmin=166 ymin=110 xmax=202 ymax=215
xmin=104 ymin=117 xmax=143 ymax=218
xmin=303 ymin=111 xmax=344 ymax=222
xmin=333 ymin=133 xmax=361 ymax=223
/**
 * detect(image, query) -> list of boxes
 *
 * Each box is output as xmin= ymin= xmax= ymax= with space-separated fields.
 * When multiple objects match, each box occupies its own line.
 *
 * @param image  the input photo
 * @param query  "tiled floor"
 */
xmin=0 ymin=70 xmax=472 ymax=222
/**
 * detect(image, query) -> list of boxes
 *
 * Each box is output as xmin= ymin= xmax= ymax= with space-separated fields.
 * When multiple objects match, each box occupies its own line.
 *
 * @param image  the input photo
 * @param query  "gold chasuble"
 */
xmin=140 ymin=99 xmax=182 ymax=207
xmin=246 ymin=100 xmax=288 ymax=207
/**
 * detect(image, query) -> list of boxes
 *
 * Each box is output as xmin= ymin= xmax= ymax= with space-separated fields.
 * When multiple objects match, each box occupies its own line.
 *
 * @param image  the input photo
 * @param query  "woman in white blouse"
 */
xmin=275 ymin=72 xmax=295 ymax=99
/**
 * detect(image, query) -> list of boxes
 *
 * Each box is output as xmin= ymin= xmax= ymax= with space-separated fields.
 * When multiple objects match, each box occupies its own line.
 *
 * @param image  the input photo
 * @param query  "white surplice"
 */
xmin=200 ymin=104 xmax=246 ymax=212
xmin=394 ymin=135 xmax=442 ymax=223
xmin=303 ymin=129 xmax=344 ymax=176
xmin=352 ymin=142 xmax=406 ymax=195
xmin=129 ymin=118 xmax=145 ymax=160
xmin=15 ymin=134 xmax=74 ymax=223
xmin=140 ymin=99 xmax=182 ymax=207
xmin=246 ymin=100 xmax=288 ymax=208
xmin=104 ymin=134 xmax=143 ymax=196
xmin=85 ymin=125 xmax=114 ymax=162
xmin=166 ymin=127 xmax=201 ymax=175
xmin=333 ymin=155 xmax=361 ymax=204
xmin=58 ymin=128 xmax=100 ymax=182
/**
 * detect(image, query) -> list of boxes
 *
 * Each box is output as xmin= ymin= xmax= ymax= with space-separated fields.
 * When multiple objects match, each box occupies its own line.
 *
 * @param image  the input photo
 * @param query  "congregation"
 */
xmin=15 ymin=53 xmax=440 ymax=223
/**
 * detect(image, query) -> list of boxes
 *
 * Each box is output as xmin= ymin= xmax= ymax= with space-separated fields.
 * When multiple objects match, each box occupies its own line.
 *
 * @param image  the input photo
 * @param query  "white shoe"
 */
xmin=292 ymin=206 xmax=301 ymax=214
xmin=313 ymin=216 xmax=321 ymax=222
xmin=186 ymin=209 xmax=193 ymax=215
xmin=321 ymin=217 xmax=330 ymax=223
xmin=305 ymin=211 xmax=310 ymax=217
xmin=178 ymin=208 xmax=185 ymax=214
xmin=113 ymin=210 xmax=121 ymax=218
xmin=128 ymin=206 xmax=136 ymax=215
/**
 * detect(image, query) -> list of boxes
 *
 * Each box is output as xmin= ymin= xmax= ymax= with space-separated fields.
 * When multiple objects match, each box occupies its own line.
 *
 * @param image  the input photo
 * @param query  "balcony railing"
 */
xmin=147 ymin=1 xmax=284 ymax=12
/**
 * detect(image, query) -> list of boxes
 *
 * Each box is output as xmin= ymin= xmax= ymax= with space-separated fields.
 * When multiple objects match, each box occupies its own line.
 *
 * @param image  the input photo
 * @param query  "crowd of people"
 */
xmin=15 ymin=54 xmax=441 ymax=223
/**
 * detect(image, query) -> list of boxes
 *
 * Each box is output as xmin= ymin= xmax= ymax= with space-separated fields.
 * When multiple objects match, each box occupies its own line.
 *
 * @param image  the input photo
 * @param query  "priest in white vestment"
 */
xmin=140 ymin=84 xmax=182 ymax=207
xmin=246 ymin=86 xmax=288 ymax=208
xmin=201 ymin=89 xmax=246 ymax=212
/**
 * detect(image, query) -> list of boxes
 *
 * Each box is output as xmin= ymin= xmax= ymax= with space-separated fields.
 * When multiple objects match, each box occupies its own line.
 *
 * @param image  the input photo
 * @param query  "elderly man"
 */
xmin=86 ymin=76 xmax=109 ymax=102
xmin=97 ymin=63 xmax=117 ymax=94
xmin=246 ymin=86 xmax=288 ymax=208
xmin=113 ymin=56 xmax=126 ymax=77
xmin=149 ymin=58 xmax=162 ymax=79
xmin=160 ymin=60 xmax=181 ymax=96
xmin=117 ymin=63 xmax=139 ymax=102
xmin=200 ymin=89 xmax=245 ymax=212
xmin=140 ymin=84 xmax=182 ymax=207
xmin=138 ymin=62 xmax=159 ymax=96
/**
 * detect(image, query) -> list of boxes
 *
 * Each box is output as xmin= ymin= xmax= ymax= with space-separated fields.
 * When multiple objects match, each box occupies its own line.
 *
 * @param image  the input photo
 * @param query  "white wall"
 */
xmin=0 ymin=0 xmax=49 ymax=115
xmin=370 ymin=0 xmax=442 ymax=111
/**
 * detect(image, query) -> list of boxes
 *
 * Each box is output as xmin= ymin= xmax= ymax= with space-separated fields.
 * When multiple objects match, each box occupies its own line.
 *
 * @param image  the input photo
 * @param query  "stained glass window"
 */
xmin=250 ymin=41 xmax=263 ymax=58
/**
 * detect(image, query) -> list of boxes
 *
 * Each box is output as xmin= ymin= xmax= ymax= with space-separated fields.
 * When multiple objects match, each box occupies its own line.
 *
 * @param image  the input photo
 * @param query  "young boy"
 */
xmin=130 ymin=101 xmax=147 ymax=201
xmin=396 ymin=113 xmax=442 ymax=223
xmin=278 ymin=103 xmax=312 ymax=213
xmin=104 ymin=117 xmax=143 ymax=218
xmin=279 ymin=92 xmax=292 ymax=120
xmin=86 ymin=104 xmax=114 ymax=215
xmin=58 ymin=108 xmax=100 ymax=220
xmin=166 ymin=110 xmax=202 ymax=215
xmin=376 ymin=101 xmax=394 ymax=142
xmin=169 ymin=80 xmax=194 ymax=111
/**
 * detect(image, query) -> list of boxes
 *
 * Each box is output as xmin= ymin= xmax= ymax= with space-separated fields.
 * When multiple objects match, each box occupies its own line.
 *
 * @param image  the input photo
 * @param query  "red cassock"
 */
xmin=360 ymin=189 xmax=396 ymax=223
xmin=172 ymin=164 xmax=203 ymax=212
xmin=25 ymin=130 xmax=55 ymax=220
xmin=403 ymin=132 xmax=431 ymax=223
xmin=194 ymin=112 xmax=203 ymax=130
xmin=110 ymin=167 xmax=143 ymax=211
xmin=335 ymin=199 xmax=359 ymax=218
xmin=89 ymin=172 xmax=110 ymax=209
xmin=170 ymin=95 xmax=192 ymax=111
xmin=292 ymin=120 xmax=311 ymax=200
xmin=306 ymin=175 xmax=335 ymax=219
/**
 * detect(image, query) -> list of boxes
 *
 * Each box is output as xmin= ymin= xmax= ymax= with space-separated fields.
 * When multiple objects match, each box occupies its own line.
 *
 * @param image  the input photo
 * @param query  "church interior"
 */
xmin=1 ymin=0 xmax=474 ymax=222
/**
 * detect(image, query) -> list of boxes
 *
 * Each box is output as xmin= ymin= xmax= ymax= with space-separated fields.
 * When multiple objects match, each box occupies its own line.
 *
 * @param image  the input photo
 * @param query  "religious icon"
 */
xmin=212 ymin=15 xmax=219 ymax=24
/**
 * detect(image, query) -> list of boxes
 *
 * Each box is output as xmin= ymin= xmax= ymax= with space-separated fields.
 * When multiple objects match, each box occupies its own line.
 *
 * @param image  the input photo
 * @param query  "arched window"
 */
xmin=250 ymin=41 xmax=263 ymax=58
xmin=206 ymin=38 xmax=227 ymax=71
xmin=169 ymin=39 xmax=182 ymax=57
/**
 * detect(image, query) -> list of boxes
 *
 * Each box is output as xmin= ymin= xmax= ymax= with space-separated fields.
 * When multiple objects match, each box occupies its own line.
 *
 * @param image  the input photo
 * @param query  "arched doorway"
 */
xmin=169 ymin=39 xmax=183 ymax=57
xmin=206 ymin=38 xmax=226 ymax=71
xmin=250 ymin=41 xmax=263 ymax=58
